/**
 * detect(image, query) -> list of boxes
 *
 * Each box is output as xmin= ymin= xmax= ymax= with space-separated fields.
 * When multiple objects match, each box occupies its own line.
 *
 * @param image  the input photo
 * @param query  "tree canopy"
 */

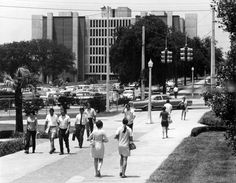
xmin=110 ymin=15 xmax=223 ymax=85
xmin=0 ymin=39 xmax=74 ymax=82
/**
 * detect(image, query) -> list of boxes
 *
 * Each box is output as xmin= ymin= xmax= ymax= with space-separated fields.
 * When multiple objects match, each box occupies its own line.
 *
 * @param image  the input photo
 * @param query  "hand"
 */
xmin=66 ymin=130 xmax=69 ymax=134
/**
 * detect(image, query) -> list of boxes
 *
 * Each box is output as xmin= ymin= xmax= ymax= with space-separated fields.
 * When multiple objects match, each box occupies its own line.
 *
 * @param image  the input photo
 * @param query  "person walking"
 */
xmin=160 ymin=106 xmax=169 ymax=139
xmin=74 ymin=107 xmax=87 ymax=148
xmin=58 ymin=108 xmax=71 ymax=155
xmin=44 ymin=108 xmax=58 ymax=154
xmin=180 ymin=96 xmax=188 ymax=120
xmin=89 ymin=120 xmax=108 ymax=177
xmin=24 ymin=111 xmax=38 ymax=154
xmin=85 ymin=103 xmax=96 ymax=140
xmin=173 ymin=85 xmax=179 ymax=98
xmin=164 ymin=99 xmax=173 ymax=125
xmin=123 ymin=103 xmax=136 ymax=131
xmin=115 ymin=118 xmax=133 ymax=178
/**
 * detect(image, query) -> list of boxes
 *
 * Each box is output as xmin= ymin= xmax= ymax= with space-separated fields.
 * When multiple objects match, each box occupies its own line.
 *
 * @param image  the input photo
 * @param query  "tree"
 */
xmin=4 ymin=67 xmax=39 ymax=132
xmin=0 ymin=40 xmax=74 ymax=82
xmin=212 ymin=0 xmax=236 ymax=41
xmin=110 ymin=15 xmax=168 ymax=85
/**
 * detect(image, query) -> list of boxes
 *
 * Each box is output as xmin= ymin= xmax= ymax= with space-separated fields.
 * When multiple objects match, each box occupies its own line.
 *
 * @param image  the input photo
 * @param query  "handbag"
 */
xmin=90 ymin=135 xmax=95 ymax=148
xmin=129 ymin=142 xmax=136 ymax=150
xmin=72 ymin=131 xmax=76 ymax=141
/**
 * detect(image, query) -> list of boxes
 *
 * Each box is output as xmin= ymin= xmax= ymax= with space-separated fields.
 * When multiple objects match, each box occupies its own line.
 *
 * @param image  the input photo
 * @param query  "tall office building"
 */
xmin=32 ymin=7 xmax=134 ymax=82
xmin=32 ymin=12 xmax=86 ymax=82
xmin=86 ymin=7 xmax=135 ymax=81
xmin=185 ymin=13 xmax=198 ymax=38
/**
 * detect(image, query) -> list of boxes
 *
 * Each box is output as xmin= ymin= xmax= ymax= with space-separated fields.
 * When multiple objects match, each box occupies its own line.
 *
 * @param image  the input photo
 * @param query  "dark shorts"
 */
xmin=161 ymin=120 xmax=169 ymax=127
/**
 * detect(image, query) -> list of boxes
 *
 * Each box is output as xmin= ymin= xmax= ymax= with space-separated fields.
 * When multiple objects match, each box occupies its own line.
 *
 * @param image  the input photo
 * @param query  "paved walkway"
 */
xmin=0 ymin=99 xmax=209 ymax=183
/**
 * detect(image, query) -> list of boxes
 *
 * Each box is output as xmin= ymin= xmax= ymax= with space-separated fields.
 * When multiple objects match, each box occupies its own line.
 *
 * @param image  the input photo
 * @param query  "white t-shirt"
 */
xmin=164 ymin=103 xmax=172 ymax=114
xmin=174 ymin=87 xmax=178 ymax=92
xmin=85 ymin=108 xmax=96 ymax=119
xmin=124 ymin=108 xmax=136 ymax=125
xmin=58 ymin=114 xmax=70 ymax=129
xmin=45 ymin=114 xmax=58 ymax=127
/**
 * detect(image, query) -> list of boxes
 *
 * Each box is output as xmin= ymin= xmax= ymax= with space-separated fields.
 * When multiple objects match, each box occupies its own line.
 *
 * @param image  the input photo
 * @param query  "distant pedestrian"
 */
xmin=123 ymin=103 xmax=136 ymax=131
xmin=164 ymin=99 xmax=173 ymax=125
xmin=74 ymin=107 xmax=87 ymax=148
xmin=179 ymin=97 xmax=188 ymax=120
xmin=89 ymin=120 xmax=108 ymax=177
xmin=24 ymin=111 xmax=38 ymax=154
xmin=44 ymin=108 xmax=58 ymax=154
xmin=160 ymin=106 xmax=169 ymax=139
xmin=85 ymin=103 xmax=96 ymax=140
xmin=115 ymin=118 xmax=133 ymax=178
xmin=58 ymin=108 xmax=71 ymax=155
xmin=173 ymin=86 xmax=179 ymax=98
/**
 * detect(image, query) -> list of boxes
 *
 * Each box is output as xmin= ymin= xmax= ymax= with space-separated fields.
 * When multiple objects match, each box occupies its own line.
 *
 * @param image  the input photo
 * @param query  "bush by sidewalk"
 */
xmin=0 ymin=138 xmax=24 ymax=157
xmin=198 ymin=111 xmax=225 ymax=127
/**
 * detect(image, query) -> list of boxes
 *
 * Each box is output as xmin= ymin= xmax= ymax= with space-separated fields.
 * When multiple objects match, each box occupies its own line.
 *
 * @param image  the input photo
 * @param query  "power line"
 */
xmin=0 ymin=4 xmax=210 ymax=12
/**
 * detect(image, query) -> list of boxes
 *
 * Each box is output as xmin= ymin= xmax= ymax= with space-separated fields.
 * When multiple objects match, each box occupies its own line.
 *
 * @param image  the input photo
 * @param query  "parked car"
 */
xmin=129 ymin=94 xmax=192 ymax=111
xmin=122 ymin=89 xmax=134 ymax=100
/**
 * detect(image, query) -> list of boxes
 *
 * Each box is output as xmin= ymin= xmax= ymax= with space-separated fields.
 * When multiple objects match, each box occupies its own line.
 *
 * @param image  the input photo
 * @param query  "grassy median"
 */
xmin=147 ymin=132 xmax=236 ymax=183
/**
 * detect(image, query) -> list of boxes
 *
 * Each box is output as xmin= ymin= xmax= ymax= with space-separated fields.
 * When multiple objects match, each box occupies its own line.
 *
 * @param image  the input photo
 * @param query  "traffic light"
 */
xmin=187 ymin=47 xmax=193 ymax=61
xmin=161 ymin=50 xmax=166 ymax=63
xmin=180 ymin=47 xmax=185 ymax=61
xmin=167 ymin=51 xmax=172 ymax=63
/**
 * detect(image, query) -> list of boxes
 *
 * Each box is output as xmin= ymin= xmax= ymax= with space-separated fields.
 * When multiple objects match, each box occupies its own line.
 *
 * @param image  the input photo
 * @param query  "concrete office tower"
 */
xmin=180 ymin=18 xmax=185 ymax=33
xmin=32 ymin=12 xmax=86 ymax=82
xmin=85 ymin=17 xmax=135 ymax=81
xmin=115 ymin=7 xmax=131 ymax=17
xmin=185 ymin=13 xmax=198 ymax=38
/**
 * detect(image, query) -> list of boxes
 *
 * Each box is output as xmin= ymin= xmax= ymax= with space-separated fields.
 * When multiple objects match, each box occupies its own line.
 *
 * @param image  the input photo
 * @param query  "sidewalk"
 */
xmin=0 ymin=103 xmax=209 ymax=183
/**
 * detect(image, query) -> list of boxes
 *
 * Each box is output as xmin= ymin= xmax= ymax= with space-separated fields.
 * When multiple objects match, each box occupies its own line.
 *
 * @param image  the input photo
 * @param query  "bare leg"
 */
xmin=120 ymin=155 xmax=123 ymax=176
xmin=94 ymin=158 xmax=98 ymax=176
xmin=97 ymin=158 xmax=103 ymax=176
xmin=122 ymin=156 xmax=128 ymax=177
xmin=184 ymin=111 xmax=186 ymax=120
xmin=166 ymin=127 xmax=168 ymax=138
xmin=162 ymin=127 xmax=165 ymax=138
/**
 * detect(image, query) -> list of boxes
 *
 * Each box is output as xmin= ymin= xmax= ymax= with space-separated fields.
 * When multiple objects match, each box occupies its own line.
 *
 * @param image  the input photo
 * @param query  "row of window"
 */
xmin=89 ymin=65 xmax=107 ymax=73
xmin=90 ymin=56 xmax=107 ymax=64
xmin=90 ymin=19 xmax=131 ymax=28
xmin=89 ymin=38 xmax=115 ymax=46
xmin=89 ymin=28 xmax=116 ymax=37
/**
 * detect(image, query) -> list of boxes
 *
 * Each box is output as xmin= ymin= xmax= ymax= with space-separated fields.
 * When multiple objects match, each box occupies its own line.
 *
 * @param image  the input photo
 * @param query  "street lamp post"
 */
xmin=147 ymin=59 xmax=153 ymax=124
xmin=191 ymin=67 xmax=194 ymax=97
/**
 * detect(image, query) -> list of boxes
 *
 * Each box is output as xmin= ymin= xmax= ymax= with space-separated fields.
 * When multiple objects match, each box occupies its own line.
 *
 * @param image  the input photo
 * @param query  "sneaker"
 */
xmin=49 ymin=148 xmax=56 ymax=154
xmin=119 ymin=172 xmax=122 ymax=177
xmin=67 ymin=148 xmax=70 ymax=154
xmin=59 ymin=152 xmax=64 ymax=155
xmin=121 ymin=175 xmax=127 ymax=178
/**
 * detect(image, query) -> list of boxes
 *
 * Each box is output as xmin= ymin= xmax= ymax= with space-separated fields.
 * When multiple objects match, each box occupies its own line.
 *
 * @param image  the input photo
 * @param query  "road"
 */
xmin=0 ymin=99 xmax=209 ymax=183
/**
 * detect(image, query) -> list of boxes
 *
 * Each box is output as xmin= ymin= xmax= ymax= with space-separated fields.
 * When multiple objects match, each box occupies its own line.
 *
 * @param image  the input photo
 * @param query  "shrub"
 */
xmin=23 ymin=98 xmax=45 ymax=115
xmin=199 ymin=111 xmax=225 ymax=127
xmin=191 ymin=126 xmax=226 ymax=137
xmin=0 ymin=138 xmax=24 ymax=157
xmin=118 ymin=97 xmax=130 ymax=106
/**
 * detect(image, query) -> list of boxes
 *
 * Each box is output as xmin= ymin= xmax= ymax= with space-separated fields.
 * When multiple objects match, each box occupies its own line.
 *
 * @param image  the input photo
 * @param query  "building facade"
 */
xmin=185 ymin=13 xmax=198 ymax=38
xmin=32 ymin=8 xmax=195 ymax=82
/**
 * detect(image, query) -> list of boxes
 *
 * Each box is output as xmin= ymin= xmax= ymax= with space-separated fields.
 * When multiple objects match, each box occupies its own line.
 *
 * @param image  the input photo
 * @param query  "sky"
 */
xmin=0 ymin=0 xmax=231 ymax=54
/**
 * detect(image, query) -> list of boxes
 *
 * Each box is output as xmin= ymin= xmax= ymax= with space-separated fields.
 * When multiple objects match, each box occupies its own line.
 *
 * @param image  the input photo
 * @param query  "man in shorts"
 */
xmin=45 ymin=108 xmax=58 ymax=154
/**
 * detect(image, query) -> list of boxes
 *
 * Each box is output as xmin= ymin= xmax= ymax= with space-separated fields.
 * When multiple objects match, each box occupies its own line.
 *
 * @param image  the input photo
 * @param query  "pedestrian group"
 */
xmin=24 ymin=102 xmax=135 ymax=178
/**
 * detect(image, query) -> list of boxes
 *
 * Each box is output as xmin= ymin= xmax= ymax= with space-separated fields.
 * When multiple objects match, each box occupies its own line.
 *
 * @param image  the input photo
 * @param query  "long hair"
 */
xmin=122 ymin=118 xmax=128 ymax=133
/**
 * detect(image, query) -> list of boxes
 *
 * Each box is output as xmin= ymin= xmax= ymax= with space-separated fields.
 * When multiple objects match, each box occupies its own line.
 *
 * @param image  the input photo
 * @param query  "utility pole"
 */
xmin=141 ymin=26 xmax=145 ymax=100
xmin=106 ymin=6 xmax=110 ymax=112
xmin=211 ymin=7 xmax=216 ymax=89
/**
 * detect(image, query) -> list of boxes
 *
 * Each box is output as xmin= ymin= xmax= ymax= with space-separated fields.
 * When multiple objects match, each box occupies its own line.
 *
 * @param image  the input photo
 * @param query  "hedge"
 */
xmin=190 ymin=126 xmax=226 ymax=137
xmin=0 ymin=138 xmax=25 ymax=157
xmin=198 ymin=111 xmax=225 ymax=127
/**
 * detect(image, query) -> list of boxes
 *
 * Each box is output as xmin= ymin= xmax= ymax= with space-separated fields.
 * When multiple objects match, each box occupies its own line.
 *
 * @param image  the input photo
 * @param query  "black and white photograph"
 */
xmin=0 ymin=0 xmax=235 ymax=182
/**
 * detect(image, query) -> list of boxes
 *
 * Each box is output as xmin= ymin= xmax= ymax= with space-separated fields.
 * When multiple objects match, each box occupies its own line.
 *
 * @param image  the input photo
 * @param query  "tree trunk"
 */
xmin=15 ymin=84 xmax=23 ymax=132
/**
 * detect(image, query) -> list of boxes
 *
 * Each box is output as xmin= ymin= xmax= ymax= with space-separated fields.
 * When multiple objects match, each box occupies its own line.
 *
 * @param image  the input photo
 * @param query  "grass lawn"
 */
xmin=147 ymin=132 xmax=236 ymax=183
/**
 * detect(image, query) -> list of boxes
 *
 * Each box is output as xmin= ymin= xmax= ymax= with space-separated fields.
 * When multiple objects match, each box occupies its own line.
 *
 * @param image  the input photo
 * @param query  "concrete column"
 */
xmin=47 ymin=13 xmax=53 ymax=40
xmin=166 ymin=11 xmax=173 ymax=28
xmin=72 ymin=12 xmax=79 ymax=82
xmin=32 ymin=15 xmax=43 ymax=39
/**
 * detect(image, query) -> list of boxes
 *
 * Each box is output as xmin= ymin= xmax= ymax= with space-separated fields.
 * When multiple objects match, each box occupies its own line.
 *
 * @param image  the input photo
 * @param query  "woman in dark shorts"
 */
xmin=160 ymin=106 xmax=169 ymax=139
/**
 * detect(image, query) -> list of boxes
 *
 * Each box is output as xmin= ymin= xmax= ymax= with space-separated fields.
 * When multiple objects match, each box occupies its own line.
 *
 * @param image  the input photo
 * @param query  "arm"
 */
xmin=66 ymin=117 xmax=70 ymax=134
xmin=114 ymin=128 xmax=119 ymax=140
xmin=103 ymin=132 xmax=109 ymax=143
